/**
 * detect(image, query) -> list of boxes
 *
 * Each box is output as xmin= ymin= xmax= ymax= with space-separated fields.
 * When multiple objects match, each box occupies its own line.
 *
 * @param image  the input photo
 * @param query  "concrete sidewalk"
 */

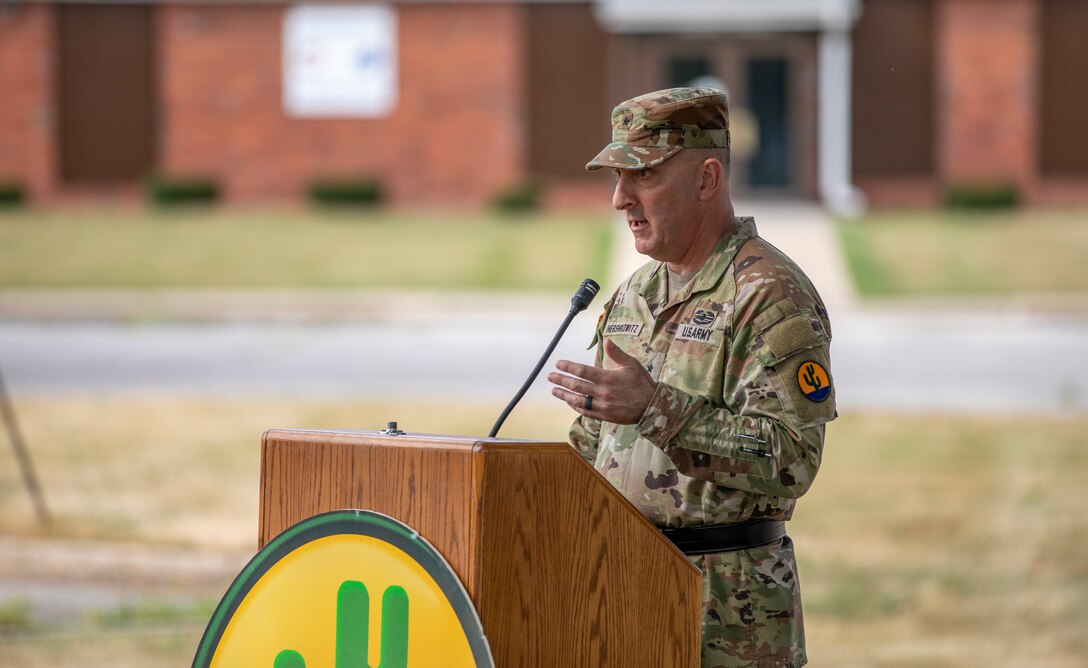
xmin=737 ymin=200 xmax=857 ymax=313
xmin=608 ymin=200 xmax=857 ymax=313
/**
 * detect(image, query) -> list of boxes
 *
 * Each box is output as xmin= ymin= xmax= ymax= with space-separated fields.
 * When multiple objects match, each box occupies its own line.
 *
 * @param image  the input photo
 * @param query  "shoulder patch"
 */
xmin=797 ymin=360 xmax=831 ymax=402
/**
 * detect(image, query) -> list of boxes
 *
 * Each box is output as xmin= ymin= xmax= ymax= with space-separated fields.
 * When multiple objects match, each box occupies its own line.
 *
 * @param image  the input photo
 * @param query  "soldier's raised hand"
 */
xmin=548 ymin=340 xmax=657 ymax=425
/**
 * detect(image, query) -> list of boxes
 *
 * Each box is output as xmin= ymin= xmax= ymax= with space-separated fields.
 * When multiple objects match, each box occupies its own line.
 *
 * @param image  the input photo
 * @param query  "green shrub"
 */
xmin=308 ymin=179 xmax=383 ymax=207
xmin=0 ymin=182 xmax=25 ymax=207
xmin=146 ymin=176 xmax=219 ymax=206
xmin=945 ymin=182 xmax=1018 ymax=210
xmin=0 ymin=598 xmax=33 ymax=631
xmin=492 ymin=178 xmax=544 ymax=214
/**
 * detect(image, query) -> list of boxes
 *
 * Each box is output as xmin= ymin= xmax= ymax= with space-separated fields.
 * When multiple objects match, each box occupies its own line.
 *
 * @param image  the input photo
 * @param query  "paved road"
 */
xmin=0 ymin=310 xmax=600 ymax=405
xmin=831 ymin=307 xmax=1087 ymax=412
xmin=2 ymin=307 xmax=1085 ymax=412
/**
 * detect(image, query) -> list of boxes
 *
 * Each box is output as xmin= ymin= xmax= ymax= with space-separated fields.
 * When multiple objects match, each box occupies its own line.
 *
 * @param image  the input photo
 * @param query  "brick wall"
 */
xmin=936 ymin=0 xmax=1038 ymax=189
xmin=0 ymin=4 xmax=55 ymax=199
xmin=3 ymin=1 xmax=1084 ymax=209
xmin=158 ymin=3 xmax=527 ymax=206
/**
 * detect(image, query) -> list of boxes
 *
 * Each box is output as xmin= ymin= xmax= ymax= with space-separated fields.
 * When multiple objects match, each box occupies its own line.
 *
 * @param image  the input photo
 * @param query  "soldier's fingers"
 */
xmin=550 ymin=386 xmax=594 ymax=415
xmin=546 ymin=371 xmax=596 ymax=397
xmin=554 ymin=360 xmax=607 ymax=383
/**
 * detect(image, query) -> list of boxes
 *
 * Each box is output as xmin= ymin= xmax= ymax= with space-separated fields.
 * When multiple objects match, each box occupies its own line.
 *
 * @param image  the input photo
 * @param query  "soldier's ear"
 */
xmin=697 ymin=158 xmax=724 ymax=202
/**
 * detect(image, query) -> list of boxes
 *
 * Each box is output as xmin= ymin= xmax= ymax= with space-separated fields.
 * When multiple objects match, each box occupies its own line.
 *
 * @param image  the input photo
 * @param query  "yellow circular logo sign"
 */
xmin=192 ymin=510 xmax=493 ymax=668
xmin=797 ymin=360 xmax=831 ymax=402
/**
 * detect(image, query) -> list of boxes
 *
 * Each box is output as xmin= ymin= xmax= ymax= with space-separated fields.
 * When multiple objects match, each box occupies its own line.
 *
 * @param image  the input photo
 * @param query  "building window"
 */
xmin=747 ymin=58 xmax=790 ymax=187
xmin=668 ymin=56 xmax=712 ymax=88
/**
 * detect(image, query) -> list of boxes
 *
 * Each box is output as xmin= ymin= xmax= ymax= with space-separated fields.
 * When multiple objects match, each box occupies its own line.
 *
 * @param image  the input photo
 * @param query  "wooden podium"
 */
xmin=259 ymin=428 xmax=702 ymax=667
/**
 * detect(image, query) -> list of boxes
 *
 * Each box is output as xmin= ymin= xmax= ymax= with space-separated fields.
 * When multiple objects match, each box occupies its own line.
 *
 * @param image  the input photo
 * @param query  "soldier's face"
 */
xmin=612 ymin=154 xmax=702 ymax=263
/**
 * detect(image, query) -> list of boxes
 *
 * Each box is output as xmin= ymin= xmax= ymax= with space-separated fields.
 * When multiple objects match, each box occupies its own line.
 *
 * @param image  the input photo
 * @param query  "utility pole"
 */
xmin=0 ymin=367 xmax=50 ymax=527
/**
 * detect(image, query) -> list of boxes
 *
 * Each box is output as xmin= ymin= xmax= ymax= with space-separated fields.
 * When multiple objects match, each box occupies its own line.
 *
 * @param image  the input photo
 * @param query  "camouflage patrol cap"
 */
xmin=586 ymin=87 xmax=729 ymax=171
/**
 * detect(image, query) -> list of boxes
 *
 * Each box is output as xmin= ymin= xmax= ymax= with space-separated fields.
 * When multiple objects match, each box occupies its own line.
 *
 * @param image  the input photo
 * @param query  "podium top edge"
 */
xmin=262 ymin=428 xmax=568 ymax=450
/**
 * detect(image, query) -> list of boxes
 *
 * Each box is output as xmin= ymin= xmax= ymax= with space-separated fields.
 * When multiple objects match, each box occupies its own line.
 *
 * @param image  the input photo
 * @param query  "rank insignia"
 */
xmin=797 ymin=361 xmax=831 ymax=402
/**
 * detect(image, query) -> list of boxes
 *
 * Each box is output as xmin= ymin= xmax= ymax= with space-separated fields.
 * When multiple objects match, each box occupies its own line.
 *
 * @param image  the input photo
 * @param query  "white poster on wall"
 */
xmin=283 ymin=4 xmax=397 ymax=117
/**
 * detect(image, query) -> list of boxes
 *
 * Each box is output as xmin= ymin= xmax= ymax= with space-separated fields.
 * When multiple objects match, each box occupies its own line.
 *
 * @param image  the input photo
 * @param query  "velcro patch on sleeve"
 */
xmin=750 ymin=311 xmax=836 ymax=428
xmin=766 ymin=313 xmax=827 ymax=355
xmin=750 ymin=311 xmax=829 ymax=367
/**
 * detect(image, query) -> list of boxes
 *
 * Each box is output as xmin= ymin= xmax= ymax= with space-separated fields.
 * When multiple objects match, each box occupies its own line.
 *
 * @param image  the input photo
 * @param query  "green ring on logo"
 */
xmin=192 ymin=509 xmax=494 ymax=668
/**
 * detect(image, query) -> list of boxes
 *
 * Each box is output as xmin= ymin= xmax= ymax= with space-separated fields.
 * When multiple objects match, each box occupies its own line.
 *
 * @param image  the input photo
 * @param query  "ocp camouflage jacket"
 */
xmin=570 ymin=217 xmax=836 ymax=528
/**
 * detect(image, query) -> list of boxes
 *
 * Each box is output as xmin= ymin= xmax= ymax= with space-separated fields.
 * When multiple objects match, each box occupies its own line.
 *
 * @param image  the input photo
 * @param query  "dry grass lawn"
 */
xmin=0 ymin=397 xmax=576 ymax=547
xmin=1 ymin=626 xmax=207 ymax=668
xmin=0 ymin=209 xmax=612 ymax=291
xmin=1 ymin=398 xmax=1086 ymax=667
xmin=838 ymin=208 xmax=1088 ymax=298
xmin=801 ymin=414 xmax=1088 ymax=667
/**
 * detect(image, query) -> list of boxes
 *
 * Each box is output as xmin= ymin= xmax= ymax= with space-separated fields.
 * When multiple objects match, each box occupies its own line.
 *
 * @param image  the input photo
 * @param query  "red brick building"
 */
xmin=0 ymin=0 xmax=1085 ymax=212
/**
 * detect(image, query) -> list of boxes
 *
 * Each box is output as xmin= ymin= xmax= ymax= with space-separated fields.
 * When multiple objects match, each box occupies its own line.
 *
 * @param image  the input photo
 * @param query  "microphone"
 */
xmin=570 ymin=278 xmax=600 ymax=314
xmin=488 ymin=278 xmax=601 ymax=439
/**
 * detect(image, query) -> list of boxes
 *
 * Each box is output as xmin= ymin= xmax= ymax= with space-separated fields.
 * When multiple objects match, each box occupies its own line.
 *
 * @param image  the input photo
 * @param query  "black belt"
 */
xmin=661 ymin=520 xmax=786 ymax=556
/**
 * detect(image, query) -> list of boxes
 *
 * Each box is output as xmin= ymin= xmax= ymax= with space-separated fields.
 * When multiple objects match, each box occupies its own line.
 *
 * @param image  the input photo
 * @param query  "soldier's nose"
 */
xmin=613 ymin=177 xmax=635 ymax=210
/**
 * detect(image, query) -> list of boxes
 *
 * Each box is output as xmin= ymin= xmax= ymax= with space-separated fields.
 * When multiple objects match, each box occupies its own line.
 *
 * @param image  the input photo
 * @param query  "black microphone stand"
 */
xmin=488 ymin=279 xmax=599 ymax=438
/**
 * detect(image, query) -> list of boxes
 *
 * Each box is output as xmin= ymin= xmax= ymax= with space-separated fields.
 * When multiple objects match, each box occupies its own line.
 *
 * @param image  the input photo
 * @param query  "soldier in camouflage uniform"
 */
xmin=548 ymin=88 xmax=835 ymax=668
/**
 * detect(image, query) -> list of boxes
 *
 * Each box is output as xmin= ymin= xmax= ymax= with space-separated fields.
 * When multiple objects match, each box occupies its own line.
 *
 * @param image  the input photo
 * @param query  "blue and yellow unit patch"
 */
xmin=796 ymin=360 xmax=831 ymax=402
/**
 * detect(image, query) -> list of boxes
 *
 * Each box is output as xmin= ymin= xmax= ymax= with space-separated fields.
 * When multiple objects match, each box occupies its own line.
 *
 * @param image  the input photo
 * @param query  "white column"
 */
xmin=818 ymin=27 xmax=866 ymax=218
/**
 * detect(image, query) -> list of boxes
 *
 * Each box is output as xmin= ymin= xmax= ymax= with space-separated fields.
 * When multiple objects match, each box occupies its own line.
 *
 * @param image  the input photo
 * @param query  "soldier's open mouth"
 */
xmin=629 ymin=218 xmax=647 ymax=231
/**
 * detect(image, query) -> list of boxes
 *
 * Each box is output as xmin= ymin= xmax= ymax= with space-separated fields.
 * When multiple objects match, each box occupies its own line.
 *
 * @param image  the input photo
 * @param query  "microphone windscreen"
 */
xmin=570 ymin=278 xmax=600 ymax=313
